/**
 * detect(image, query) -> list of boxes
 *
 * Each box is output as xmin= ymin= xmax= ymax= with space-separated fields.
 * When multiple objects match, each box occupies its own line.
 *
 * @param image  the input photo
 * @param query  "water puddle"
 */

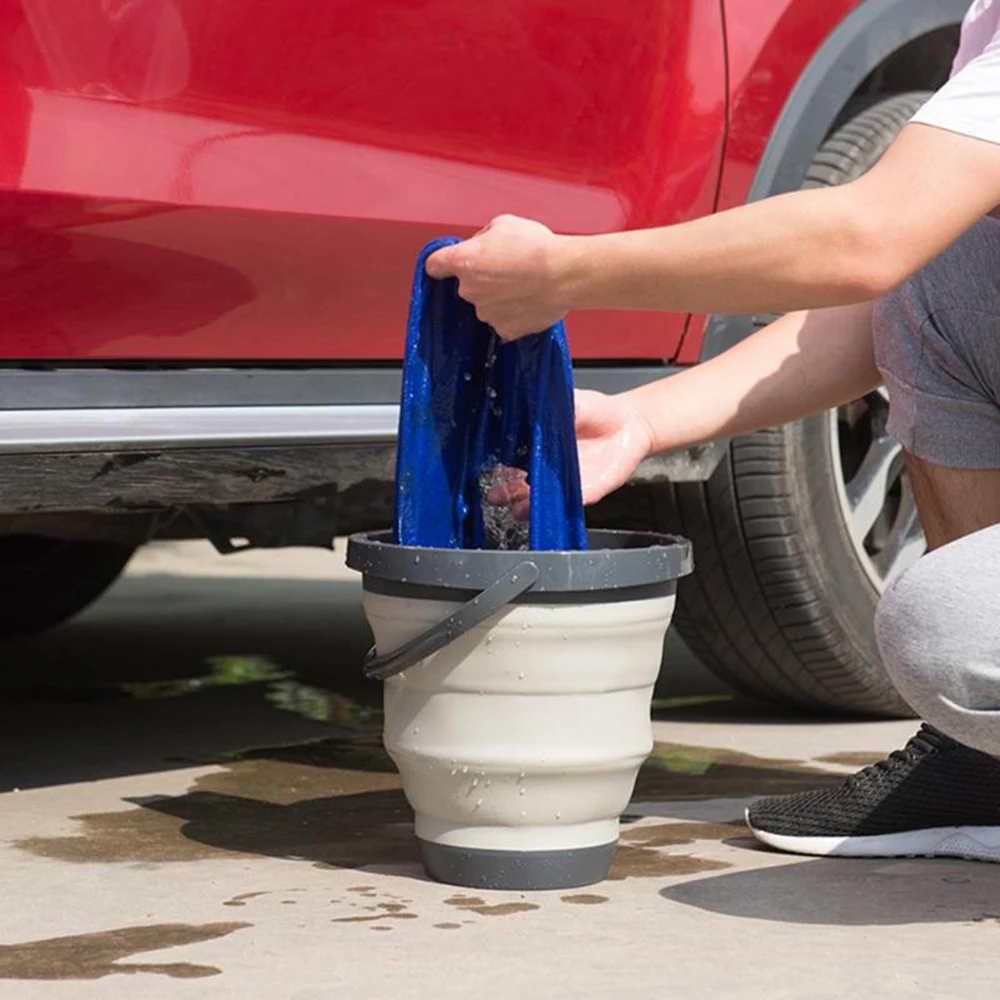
xmin=443 ymin=896 xmax=540 ymax=917
xmin=3 ymin=653 xmax=383 ymax=732
xmin=814 ymin=751 xmax=885 ymax=767
xmin=633 ymin=743 xmax=843 ymax=800
xmin=15 ymin=732 xmax=837 ymax=886
xmin=0 ymin=922 xmax=249 ymax=981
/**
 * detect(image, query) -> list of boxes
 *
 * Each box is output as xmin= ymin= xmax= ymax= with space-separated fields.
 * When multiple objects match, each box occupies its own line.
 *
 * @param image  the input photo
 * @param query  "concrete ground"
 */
xmin=0 ymin=543 xmax=996 ymax=999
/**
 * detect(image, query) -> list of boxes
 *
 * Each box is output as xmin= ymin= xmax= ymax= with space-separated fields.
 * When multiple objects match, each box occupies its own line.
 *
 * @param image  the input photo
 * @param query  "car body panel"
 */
xmin=1 ymin=0 xmax=726 ymax=361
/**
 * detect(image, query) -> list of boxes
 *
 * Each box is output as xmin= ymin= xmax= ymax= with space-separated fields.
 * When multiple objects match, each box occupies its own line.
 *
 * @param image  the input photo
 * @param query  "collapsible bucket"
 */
xmin=347 ymin=528 xmax=692 ymax=890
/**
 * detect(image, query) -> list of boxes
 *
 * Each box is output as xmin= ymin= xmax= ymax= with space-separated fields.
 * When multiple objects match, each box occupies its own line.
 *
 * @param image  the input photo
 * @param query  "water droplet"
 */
xmin=475 ymin=799 xmax=483 ymax=809
xmin=450 ymin=769 xmax=458 ymax=776
xmin=486 ymin=634 xmax=494 ymax=644
xmin=519 ymin=788 xmax=526 ymax=796
xmin=461 ymin=766 xmax=468 ymax=774
xmin=555 ymin=812 xmax=561 ymax=820
xmin=401 ymin=576 xmax=408 ymax=583
xmin=514 ymin=640 xmax=521 ymax=648
xmin=562 ymin=633 xmax=569 ymax=640
xmin=488 ymin=387 xmax=497 ymax=398
xmin=518 ymin=771 xmax=526 ymax=781
xmin=518 ymin=672 xmax=525 ymax=680
xmin=463 ymin=372 xmax=472 ymax=381
xmin=413 ymin=727 xmax=420 ymax=735
xmin=520 ymin=811 xmax=526 ymax=818
xmin=413 ymin=555 xmax=421 ymax=564
xmin=472 ymin=778 xmax=479 ymax=787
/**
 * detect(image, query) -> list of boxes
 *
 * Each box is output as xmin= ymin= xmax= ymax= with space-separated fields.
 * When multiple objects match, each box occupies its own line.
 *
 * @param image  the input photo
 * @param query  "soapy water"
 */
xmin=478 ymin=464 xmax=529 ymax=550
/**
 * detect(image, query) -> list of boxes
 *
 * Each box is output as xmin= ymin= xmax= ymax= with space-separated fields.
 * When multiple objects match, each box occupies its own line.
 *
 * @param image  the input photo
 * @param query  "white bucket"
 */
xmin=347 ymin=529 xmax=692 ymax=890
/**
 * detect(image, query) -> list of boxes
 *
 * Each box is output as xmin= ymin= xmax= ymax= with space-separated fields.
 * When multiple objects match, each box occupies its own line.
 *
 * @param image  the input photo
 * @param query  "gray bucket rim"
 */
xmin=346 ymin=528 xmax=692 ymax=594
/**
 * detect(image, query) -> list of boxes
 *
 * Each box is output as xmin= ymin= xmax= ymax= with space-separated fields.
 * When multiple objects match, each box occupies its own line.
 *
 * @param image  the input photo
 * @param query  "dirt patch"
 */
xmin=561 ymin=894 xmax=608 ymax=905
xmin=0 ymin=922 xmax=249 ymax=981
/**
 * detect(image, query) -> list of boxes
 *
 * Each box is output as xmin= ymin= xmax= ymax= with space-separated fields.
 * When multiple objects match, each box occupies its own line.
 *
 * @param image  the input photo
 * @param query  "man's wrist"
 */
xmin=550 ymin=234 xmax=601 ymax=312
xmin=621 ymin=386 xmax=661 ymax=459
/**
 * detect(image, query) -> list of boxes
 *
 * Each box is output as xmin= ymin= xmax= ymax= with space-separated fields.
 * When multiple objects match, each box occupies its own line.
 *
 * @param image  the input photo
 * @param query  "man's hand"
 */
xmin=425 ymin=216 xmax=570 ymax=340
xmin=485 ymin=389 xmax=654 ymax=519
xmin=573 ymin=389 xmax=654 ymax=505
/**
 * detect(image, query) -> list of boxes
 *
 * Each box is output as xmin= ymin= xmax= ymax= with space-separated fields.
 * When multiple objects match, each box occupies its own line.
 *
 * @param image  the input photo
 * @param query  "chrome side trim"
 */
xmin=0 ymin=405 xmax=399 ymax=454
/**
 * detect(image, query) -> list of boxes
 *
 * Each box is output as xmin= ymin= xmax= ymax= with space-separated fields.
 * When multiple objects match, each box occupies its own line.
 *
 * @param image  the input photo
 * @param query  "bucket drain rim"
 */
xmin=347 ymin=528 xmax=692 ymax=595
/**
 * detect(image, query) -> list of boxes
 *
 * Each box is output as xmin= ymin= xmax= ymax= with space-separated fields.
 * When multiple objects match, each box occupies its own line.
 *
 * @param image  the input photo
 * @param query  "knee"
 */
xmin=875 ymin=532 xmax=1000 ymax=733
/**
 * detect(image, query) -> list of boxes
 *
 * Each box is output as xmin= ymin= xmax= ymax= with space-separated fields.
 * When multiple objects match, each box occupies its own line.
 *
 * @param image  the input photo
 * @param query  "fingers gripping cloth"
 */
xmin=394 ymin=238 xmax=588 ymax=551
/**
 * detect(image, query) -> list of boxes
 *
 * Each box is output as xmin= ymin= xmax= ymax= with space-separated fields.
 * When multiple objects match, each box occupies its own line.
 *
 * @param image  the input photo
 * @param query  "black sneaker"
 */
xmin=746 ymin=725 xmax=1000 ymax=861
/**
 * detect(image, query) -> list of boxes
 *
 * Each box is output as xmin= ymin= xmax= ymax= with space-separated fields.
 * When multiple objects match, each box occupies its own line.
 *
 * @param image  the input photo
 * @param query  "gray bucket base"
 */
xmin=419 ymin=838 xmax=617 ymax=891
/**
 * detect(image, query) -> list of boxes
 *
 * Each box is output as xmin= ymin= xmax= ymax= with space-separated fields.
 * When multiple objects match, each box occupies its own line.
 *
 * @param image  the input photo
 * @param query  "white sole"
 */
xmin=745 ymin=808 xmax=1000 ymax=863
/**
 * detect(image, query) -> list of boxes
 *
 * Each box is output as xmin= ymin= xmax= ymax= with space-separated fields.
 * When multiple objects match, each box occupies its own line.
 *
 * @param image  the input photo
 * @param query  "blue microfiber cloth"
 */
xmin=394 ymin=237 xmax=587 ymax=551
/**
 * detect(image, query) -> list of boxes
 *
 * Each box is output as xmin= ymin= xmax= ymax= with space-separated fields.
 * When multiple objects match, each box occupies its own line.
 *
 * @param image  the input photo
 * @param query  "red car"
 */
xmin=0 ymin=0 xmax=967 ymax=713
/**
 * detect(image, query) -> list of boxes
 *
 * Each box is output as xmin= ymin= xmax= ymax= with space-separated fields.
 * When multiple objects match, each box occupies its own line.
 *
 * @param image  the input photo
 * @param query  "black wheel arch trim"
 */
xmin=702 ymin=0 xmax=968 ymax=360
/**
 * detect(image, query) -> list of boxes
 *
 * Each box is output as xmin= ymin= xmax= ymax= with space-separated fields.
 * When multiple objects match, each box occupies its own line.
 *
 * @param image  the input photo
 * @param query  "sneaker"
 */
xmin=746 ymin=724 xmax=1000 ymax=862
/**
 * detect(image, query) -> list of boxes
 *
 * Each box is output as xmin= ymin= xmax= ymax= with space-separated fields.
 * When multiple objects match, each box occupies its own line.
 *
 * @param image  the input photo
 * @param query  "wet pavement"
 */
xmin=1 ymin=544 xmax=996 ymax=998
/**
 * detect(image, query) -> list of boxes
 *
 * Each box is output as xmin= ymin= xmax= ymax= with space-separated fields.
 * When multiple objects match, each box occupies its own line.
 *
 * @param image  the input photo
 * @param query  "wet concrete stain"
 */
xmin=14 ymin=737 xmax=835 ymax=883
xmin=561 ymin=894 xmax=608 ymax=905
xmin=16 ymin=746 xmax=415 ymax=871
xmin=434 ymin=922 xmax=462 ymax=930
xmin=371 ymin=926 xmax=393 ymax=932
xmin=633 ymin=743 xmax=843 ymax=801
xmin=606 ymin=820 xmax=742 ymax=880
xmin=443 ymin=896 xmax=539 ymax=917
xmin=815 ymin=751 xmax=886 ymax=767
xmin=223 ymin=891 xmax=268 ymax=907
xmin=332 ymin=913 xmax=417 ymax=923
xmin=0 ymin=922 xmax=249 ymax=980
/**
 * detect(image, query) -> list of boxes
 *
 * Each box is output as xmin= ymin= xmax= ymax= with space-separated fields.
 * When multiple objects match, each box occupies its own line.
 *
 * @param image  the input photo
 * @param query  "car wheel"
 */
xmin=661 ymin=92 xmax=932 ymax=716
xmin=0 ymin=537 xmax=135 ymax=638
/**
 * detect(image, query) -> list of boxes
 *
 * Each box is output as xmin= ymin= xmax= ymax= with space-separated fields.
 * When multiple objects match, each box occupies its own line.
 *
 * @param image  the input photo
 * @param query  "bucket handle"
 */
xmin=363 ymin=560 xmax=540 ymax=680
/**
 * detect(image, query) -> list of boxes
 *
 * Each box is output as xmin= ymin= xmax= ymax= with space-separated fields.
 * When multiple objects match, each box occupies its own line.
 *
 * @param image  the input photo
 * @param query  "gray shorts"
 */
xmin=874 ymin=215 xmax=1000 ymax=469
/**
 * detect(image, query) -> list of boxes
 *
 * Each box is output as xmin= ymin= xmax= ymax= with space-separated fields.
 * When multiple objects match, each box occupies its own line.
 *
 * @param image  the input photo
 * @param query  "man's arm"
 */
xmin=624 ymin=302 xmax=879 ymax=458
xmin=493 ymin=303 xmax=879 ymax=510
xmin=427 ymin=124 xmax=1000 ymax=338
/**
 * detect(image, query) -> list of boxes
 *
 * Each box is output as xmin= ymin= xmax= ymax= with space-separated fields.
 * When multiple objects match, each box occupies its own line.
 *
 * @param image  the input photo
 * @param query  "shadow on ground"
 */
xmin=662 ymin=856 xmax=1000 ymax=926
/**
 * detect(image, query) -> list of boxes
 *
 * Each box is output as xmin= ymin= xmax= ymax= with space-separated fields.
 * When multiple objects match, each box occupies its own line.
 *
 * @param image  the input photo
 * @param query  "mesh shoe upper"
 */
xmin=747 ymin=725 xmax=1000 ymax=838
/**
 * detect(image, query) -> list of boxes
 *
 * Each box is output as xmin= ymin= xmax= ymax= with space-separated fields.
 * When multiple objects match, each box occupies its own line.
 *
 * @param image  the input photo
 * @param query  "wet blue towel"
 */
xmin=394 ymin=237 xmax=587 ymax=551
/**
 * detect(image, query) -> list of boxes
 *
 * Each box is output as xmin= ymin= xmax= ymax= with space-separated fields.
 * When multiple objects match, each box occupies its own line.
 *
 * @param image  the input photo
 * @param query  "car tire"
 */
xmin=0 ymin=537 xmax=135 ymax=638
xmin=660 ymin=92 xmax=932 ymax=716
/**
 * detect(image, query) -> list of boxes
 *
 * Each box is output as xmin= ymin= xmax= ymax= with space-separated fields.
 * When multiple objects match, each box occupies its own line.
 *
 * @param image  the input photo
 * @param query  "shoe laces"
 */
xmin=845 ymin=724 xmax=949 ymax=789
